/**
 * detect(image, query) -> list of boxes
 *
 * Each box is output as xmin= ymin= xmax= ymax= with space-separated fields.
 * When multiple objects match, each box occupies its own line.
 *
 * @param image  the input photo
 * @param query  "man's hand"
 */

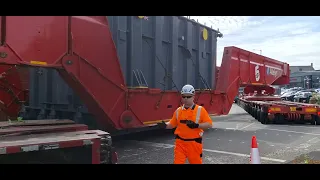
xmin=185 ymin=120 xmax=199 ymax=129
xmin=156 ymin=121 xmax=167 ymax=129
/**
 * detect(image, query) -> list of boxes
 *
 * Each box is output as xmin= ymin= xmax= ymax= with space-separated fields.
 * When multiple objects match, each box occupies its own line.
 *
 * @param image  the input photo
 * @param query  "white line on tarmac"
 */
xmin=134 ymin=141 xmax=286 ymax=163
xmin=262 ymin=128 xmax=320 ymax=136
xmin=307 ymin=137 xmax=318 ymax=143
xmin=239 ymin=123 xmax=255 ymax=130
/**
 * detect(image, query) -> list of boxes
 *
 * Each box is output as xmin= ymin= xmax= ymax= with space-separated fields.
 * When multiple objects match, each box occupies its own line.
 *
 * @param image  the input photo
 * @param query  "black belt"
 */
xmin=175 ymin=135 xmax=202 ymax=144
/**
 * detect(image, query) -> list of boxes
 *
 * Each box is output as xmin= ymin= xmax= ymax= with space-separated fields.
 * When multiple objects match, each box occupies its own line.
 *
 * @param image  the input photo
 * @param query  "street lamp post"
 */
xmin=253 ymin=49 xmax=262 ymax=55
xmin=304 ymin=76 xmax=310 ymax=89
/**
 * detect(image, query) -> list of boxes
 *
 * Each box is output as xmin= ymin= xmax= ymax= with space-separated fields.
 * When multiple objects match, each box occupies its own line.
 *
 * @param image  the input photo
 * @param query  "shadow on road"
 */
xmin=112 ymin=128 xmax=174 ymax=143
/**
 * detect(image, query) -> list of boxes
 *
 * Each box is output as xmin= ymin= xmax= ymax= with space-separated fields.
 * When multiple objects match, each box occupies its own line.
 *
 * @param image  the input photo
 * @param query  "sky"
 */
xmin=189 ymin=16 xmax=320 ymax=70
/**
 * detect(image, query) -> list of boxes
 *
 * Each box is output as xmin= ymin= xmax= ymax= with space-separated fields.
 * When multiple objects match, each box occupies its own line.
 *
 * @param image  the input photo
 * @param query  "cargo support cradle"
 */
xmin=0 ymin=16 xmax=290 ymax=132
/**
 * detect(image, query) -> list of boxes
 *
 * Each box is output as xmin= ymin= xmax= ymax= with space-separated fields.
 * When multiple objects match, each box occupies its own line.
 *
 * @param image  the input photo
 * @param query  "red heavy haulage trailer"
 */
xmin=0 ymin=16 xmax=300 ymax=163
xmin=235 ymin=54 xmax=320 ymax=125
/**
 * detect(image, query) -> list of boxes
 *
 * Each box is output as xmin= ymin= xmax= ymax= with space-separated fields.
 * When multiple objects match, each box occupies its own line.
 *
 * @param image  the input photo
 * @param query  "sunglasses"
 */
xmin=182 ymin=96 xmax=193 ymax=99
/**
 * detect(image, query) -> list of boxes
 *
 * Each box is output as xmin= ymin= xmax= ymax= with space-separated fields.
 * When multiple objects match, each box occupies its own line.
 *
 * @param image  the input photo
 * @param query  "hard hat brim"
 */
xmin=181 ymin=92 xmax=194 ymax=95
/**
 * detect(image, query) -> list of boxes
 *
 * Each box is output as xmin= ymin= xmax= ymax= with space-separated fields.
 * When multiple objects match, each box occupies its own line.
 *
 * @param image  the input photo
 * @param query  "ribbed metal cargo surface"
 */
xmin=24 ymin=16 xmax=219 ymax=125
xmin=107 ymin=16 xmax=218 ymax=90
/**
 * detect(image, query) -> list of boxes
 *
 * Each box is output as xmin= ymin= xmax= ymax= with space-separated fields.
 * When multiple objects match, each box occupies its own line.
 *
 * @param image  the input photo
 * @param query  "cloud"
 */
xmin=188 ymin=16 xmax=320 ymax=70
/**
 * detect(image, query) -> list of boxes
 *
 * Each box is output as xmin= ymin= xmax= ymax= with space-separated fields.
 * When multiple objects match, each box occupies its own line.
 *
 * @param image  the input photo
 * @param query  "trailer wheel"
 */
xmin=295 ymin=115 xmax=305 ymax=124
xmin=260 ymin=112 xmax=269 ymax=124
xmin=252 ymin=107 xmax=257 ymax=118
xmin=274 ymin=114 xmax=285 ymax=124
xmin=251 ymin=107 xmax=255 ymax=117
xmin=256 ymin=109 xmax=261 ymax=122
xmin=254 ymin=108 xmax=258 ymax=120
xmin=317 ymin=116 xmax=320 ymax=125
xmin=259 ymin=112 xmax=267 ymax=123
xmin=311 ymin=115 xmax=320 ymax=125
xmin=254 ymin=108 xmax=259 ymax=120
xmin=248 ymin=106 xmax=252 ymax=115
xmin=246 ymin=104 xmax=249 ymax=113
xmin=244 ymin=104 xmax=248 ymax=112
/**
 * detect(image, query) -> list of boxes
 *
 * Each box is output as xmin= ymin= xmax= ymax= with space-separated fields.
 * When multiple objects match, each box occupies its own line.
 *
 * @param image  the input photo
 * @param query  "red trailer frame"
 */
xmin=239 ymin=99 xmax=320 ymax=124
xmin=0 ymin=16 xmax=291 ymax=133
xmin=0 ymin=65 xmax=28 ymax=121
xmin=0 ymin=120 xmax=117 ymax=164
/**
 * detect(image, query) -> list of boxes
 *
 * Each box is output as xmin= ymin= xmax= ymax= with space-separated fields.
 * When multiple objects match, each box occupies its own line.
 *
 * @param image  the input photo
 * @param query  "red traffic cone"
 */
xmin=250 ymin=136 xmax=261 ymax=164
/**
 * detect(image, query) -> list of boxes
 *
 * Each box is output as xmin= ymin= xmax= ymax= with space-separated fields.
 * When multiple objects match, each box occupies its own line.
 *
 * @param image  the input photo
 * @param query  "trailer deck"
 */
xmin=238 ymin=98 xmax=320 ymax=125
xmin=0 ymin=120 xmax=116 ymax=164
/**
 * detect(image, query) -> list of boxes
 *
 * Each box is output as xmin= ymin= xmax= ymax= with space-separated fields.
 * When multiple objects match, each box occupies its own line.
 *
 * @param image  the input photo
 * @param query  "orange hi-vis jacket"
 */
xmin=169 ymin=104 xmax=213 ymax=139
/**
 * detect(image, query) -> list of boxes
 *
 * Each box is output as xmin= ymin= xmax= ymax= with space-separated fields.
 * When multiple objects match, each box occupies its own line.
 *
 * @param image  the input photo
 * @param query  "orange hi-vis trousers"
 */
xmin=174 ymin=138 xmax=203 ymax=164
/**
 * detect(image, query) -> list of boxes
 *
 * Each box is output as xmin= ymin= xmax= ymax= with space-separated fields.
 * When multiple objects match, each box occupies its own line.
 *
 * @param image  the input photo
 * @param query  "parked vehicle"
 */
xmin=293 ymin=91 xmax=314 ymax=103
xmin=281 ymin=90 xmax=299 ymax=101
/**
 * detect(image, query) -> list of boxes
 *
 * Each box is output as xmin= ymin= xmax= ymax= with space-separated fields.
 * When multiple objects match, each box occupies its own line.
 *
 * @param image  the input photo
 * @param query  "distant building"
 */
xmin=288 ymin=63 xmax=320 ymax=88
xmin=290 ymin=63 xmax=314 ymax=73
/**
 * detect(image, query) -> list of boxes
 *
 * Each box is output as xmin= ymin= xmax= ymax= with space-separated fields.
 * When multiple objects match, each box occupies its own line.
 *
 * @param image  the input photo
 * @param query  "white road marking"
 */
xmin=307 ymin=137 xmax=318 ymax=143
xmin=239 ymin=123 xmax=255 ymax=130
xmin=296 ymin=137 xmax=320 ymax=150
xmin=297 ymin=143 xmax=311 ymax=149
xmin=134 ymin=141 xmax=286 ymax=163
xmin=229 ymin=140 xmax=232 ymax=142
xmin=217 ymin=139 xmax=220 ymax=141
xmin=276 ymin=134 xmax=279 ymax=136
xmin=262 ymin=128 xmax=320 ymax=136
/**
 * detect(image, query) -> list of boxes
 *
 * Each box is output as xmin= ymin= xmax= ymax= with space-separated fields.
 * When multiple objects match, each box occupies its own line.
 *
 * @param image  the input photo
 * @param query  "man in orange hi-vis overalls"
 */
xmin=157 ymin=84 xmax=213 ymax=164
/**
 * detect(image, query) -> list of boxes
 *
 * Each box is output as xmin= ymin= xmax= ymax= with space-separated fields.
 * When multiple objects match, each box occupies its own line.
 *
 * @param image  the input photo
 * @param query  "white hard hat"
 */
xmin=181 ymin=84 xmax=195 ymax=95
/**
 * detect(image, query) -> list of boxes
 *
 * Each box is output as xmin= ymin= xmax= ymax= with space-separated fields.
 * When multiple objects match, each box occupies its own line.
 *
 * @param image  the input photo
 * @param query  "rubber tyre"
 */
xmin=312 ymin=115 xmax=320 ymax=125
xmin=252 ymin=108 xmax=257 ymax=118
xmin=257 ymin=109 xmax=261 ymax=121
xmin=259 ymin=112 xmax=267 ymax=123
xmin=260 ymin=112 xmax=268 ymax=124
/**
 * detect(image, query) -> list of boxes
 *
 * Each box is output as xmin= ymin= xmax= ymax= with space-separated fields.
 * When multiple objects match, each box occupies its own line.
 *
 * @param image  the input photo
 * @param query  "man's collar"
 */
xmin=182 ymin=104 xmax=196 ymax=110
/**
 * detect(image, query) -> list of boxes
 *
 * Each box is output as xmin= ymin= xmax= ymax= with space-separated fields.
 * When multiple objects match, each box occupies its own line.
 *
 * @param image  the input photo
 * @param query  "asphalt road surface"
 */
xmin=113 ymin=104 xmax=320 ymax=164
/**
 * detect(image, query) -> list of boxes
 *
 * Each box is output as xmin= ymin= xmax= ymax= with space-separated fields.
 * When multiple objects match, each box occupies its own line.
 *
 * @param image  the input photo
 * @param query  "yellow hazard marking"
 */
xmin=290 ymin=107 xmax=296 ymax=112
xmin=143 ymin=119 xmax=170 ymax=125
xmin=251 ymin=83 xmax=263 ymax=85
xmin=202 ymin=28 xmax=208 ymax=40
xmin=270 ymin=107 xmax=281 ymax=111
xmin=30 ymin=61 xmax=47 ymax=65
xmin=305 ymin=108 xmax=317 ymax=113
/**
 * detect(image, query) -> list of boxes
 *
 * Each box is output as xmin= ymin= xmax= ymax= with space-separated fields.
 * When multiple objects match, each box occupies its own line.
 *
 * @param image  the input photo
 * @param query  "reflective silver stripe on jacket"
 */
xmin=176 ymin=105 xmax=202 ymax=123
xmin=195 ymin=106 xmax=202 ymax=123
